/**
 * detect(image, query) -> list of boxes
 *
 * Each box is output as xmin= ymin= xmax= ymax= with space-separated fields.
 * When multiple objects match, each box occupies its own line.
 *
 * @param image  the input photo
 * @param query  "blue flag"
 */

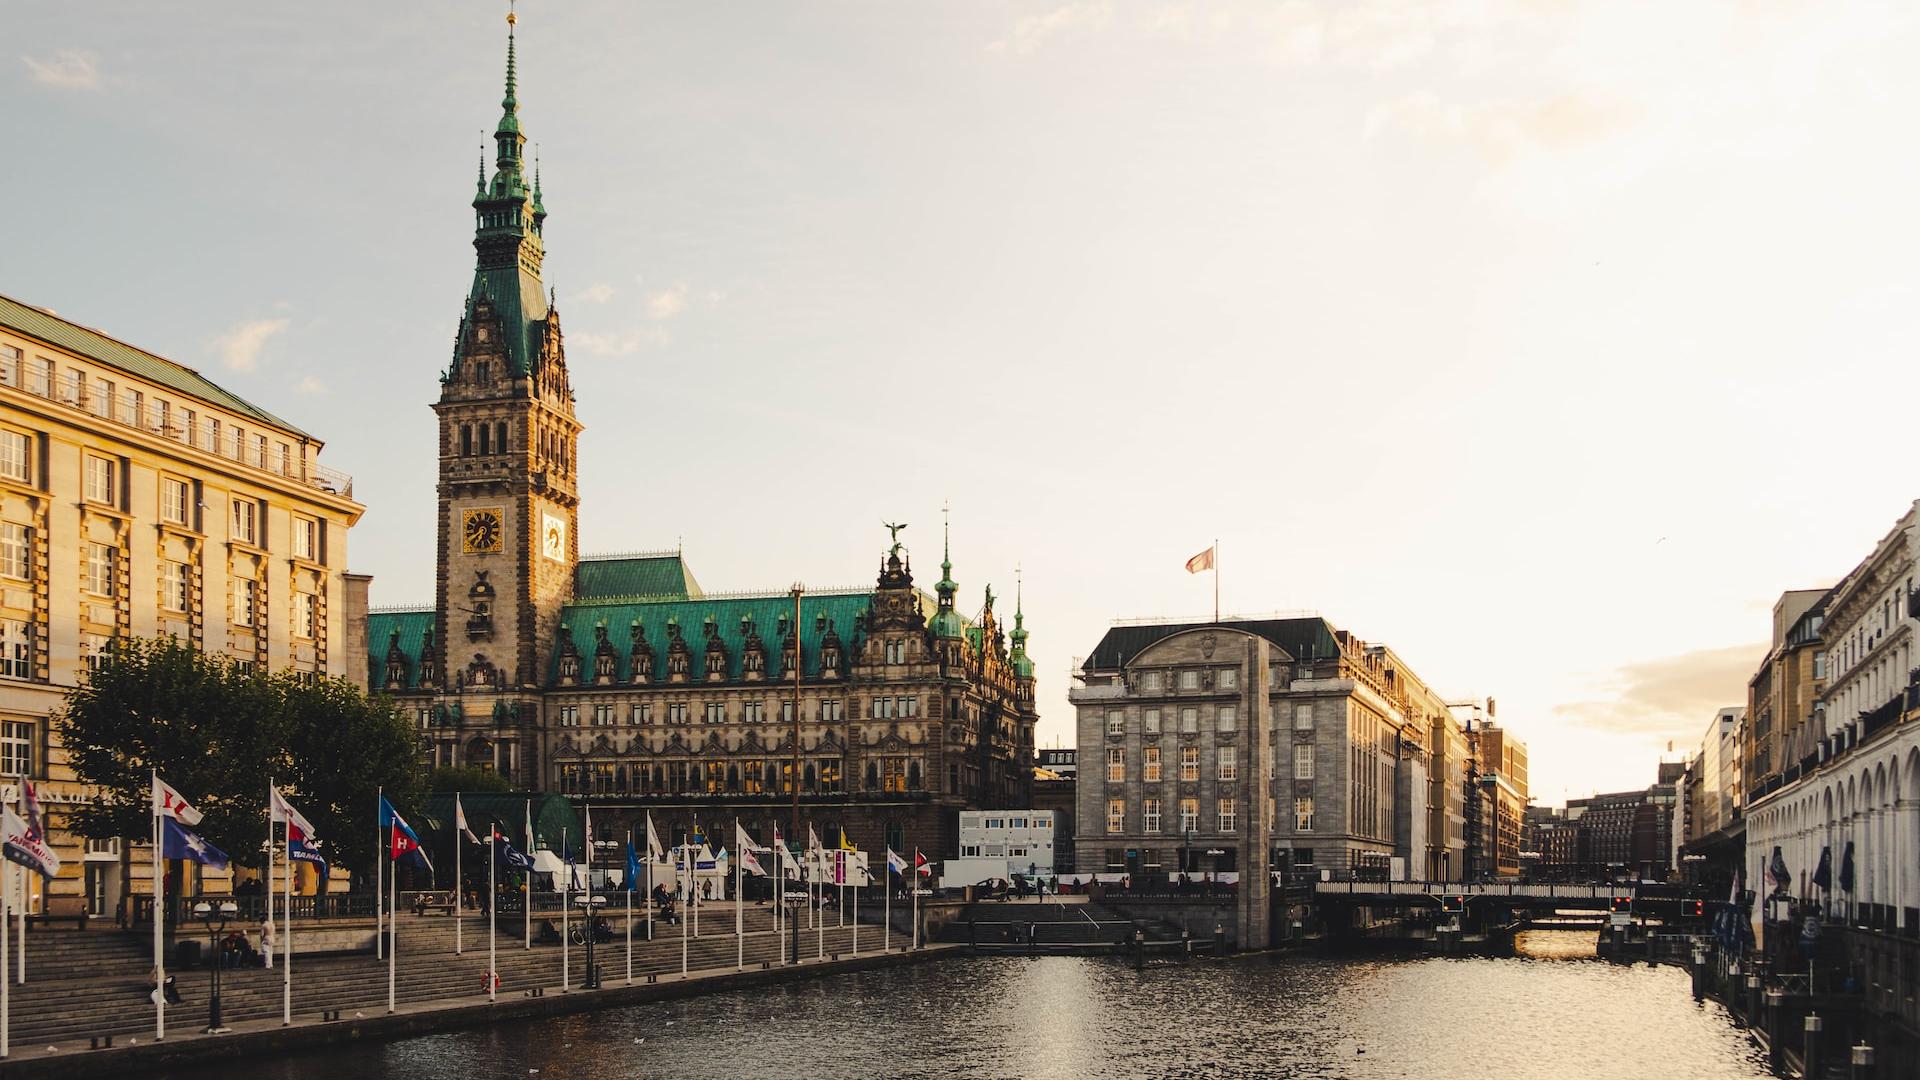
xmin=626 ymin=842 xmax=643 ymax=892
xmin=493 ymin=830 xmax=534 ymax=872
xmin=162 ymin=817 xmax=230 ymax=871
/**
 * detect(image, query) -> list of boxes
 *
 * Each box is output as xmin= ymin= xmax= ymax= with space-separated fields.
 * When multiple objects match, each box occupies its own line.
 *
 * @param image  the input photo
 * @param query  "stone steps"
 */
xmin=4 ymin=924 xmax=880 ymax=1045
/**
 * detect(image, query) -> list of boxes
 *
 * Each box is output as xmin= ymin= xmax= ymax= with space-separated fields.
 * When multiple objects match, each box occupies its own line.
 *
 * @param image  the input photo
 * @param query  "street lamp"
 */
xmin=193 ymin=900 xmax=239 ymax=1033
xmin=576 ymin=892 xmax=608 ymax=989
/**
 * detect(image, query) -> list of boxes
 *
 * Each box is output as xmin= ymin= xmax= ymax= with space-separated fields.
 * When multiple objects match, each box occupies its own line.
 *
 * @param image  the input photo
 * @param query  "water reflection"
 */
xmin=171 ymin=933 xmax=1770 ymax=1080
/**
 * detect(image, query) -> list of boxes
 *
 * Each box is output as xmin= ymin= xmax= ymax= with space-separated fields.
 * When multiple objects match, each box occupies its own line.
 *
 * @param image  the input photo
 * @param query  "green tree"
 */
xmin=427 ymin=765 xmax=512 ymax=794
xmin=58 ymin=636 xmax=422 ymax=884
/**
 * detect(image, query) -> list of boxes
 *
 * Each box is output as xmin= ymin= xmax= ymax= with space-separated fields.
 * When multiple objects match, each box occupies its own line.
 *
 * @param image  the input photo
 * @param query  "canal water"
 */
xmin=176 ymin=932 xmax=1772 ymax=1080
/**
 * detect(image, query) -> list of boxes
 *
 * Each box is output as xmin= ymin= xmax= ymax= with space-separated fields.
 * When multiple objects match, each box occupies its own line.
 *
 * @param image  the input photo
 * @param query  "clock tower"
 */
xmin=430 ymin=13 xmax=578 ymax=783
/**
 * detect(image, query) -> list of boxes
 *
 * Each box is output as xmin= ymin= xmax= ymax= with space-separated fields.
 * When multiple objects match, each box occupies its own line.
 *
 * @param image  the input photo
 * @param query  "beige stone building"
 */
xmin=0 ymin=294 xmax=363 ymax=914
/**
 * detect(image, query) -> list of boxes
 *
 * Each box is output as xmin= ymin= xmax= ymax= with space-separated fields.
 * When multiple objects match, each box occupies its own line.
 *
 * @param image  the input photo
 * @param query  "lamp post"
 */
xmin=193 ymin=900 xmax=237 ymax=1033
xmin=577 ymin=892 xmax=607 ymax=989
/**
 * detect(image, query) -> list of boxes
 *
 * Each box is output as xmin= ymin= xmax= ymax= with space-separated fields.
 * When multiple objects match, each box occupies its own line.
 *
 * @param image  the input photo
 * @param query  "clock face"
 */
xmin=542 ymin=511 xmax=567 ymax=562
xmin=462 ymin=507 xmax=505 ymax=554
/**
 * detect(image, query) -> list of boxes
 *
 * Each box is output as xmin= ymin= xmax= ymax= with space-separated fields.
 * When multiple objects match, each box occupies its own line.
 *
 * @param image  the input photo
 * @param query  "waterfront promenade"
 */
xmin=0 ymin=903 xmax=942 ymax=1078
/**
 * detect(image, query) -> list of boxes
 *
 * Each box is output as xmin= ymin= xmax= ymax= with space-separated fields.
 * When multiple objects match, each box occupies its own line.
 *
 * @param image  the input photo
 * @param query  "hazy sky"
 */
xmin=10 ymin=1 xmax=1920 ymax=803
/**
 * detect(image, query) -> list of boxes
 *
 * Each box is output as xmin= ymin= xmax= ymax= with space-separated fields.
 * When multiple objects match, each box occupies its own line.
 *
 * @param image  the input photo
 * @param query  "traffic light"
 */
xmin=1610 ymin=896 xmax=1633 ymax=914
xmin=1440 ymin=895 xmax=1465 ymax=913
xmin=1686 ymin=899 xmax=1705 ymax=918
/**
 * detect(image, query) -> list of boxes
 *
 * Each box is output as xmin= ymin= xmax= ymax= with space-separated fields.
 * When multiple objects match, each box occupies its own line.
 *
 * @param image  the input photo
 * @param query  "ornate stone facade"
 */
xmin=365 ymin=22 xmax=1038 ymax=858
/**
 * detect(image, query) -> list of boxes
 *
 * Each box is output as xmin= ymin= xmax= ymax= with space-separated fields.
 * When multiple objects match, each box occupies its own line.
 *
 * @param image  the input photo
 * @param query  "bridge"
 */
xmin=1311 ymin=880 xmax=1656 ymax=912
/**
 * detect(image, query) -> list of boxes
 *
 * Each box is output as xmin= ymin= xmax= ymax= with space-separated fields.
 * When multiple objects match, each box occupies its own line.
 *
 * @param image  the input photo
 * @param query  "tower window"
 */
xmin=460 ymin=425 xmax=472 ymax=456
xmin=496 ymin=421 xmax=508 ymax=452
xmin=478 ymin=423 xmax=491 ymax=455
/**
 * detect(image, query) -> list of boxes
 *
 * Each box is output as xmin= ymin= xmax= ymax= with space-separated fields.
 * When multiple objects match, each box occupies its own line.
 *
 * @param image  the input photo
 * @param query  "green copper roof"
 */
xmin=368 ymin=608 xmax=435 ymax=691
xmin=554 ymin=591 xmax=873 ymax=684
xmin=0 ymin=293 xmax=310 ymax=437
xmin=574 ymin=554 xmax=701 ymax=601
xmin=461 ymin=21 xmax=548 ymax=380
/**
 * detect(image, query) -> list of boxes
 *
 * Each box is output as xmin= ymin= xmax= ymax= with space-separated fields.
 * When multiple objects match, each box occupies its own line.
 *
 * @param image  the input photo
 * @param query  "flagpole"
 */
xmin=1213 ymin=537 xmax=1220 ymax=624
xmin=454 ymin=793 xmax=463 ymax=956
xmin=375 ymin=785 xmax=384 ymax=961
xmin=282 ymin=794 xmax=292 ymax=1027
xmin=815 ymin=834 xmax=823 ymax=962
xmin=2 ymin=859 xmax=10 ymax=1058
xmin=387 ymin=850 xmax=397 ymax=1014
xmin=561 ymin=823 xmax=570 ymax=993
xmin=488 ymin=826 xmax=497 ymax=1004
xmin=852 ymin=857 xmax=859 ymax=957
xmin=679 ymin=839 xmax=688 ymax=978
xmin=523 ymin=801 xmax=532 ymax=950
xmin=735 ymin=818 xmax=744 ymax=970
xmin=625 ymin=829 xmax=633 ymax=986
xmin=152 ymin=768 xmax=164 ymax=1041
xmin=266 ymin=779 xmax=274 ymax=981
xmin=912 ymin=849 xmax=920 ymax=951
xmin=883 ymin=852 xmax=891 ymax=954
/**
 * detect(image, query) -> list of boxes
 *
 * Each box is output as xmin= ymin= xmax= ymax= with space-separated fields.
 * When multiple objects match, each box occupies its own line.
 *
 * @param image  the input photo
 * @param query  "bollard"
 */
xmin=104 ymin=1035 xmax=113 ymax=1048
xmin=1763 ymin=989 xmax=1784 ymax=1073
xmin=1183 ymin=928 xmax=1192 ymax=956
xmin=1851 ymin=1041 xmax=1874 ymax=1080
xmin=1132 ymin=929 xmax=1145 ymax=971
xmin=968 ymin=919 xmax=977 ymax=948
xmin=1214 ymin=923 xmax=1226 ymax=953
xmin=1804 ymin=1014 xmax=1823 ymax=1078
xmin=1744 ymin=974 xmax=1762 ymax=1026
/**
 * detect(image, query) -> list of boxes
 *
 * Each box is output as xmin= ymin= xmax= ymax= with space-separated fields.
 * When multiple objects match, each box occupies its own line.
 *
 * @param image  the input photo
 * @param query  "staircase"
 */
xmin=1 ymin=906 xmax=888 ymax=1049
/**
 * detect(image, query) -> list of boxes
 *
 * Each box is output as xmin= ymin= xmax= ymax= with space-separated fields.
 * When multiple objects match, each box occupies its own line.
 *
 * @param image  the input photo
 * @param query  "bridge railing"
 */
xmin=1310 ymin=881 xmax=1633 ymax=900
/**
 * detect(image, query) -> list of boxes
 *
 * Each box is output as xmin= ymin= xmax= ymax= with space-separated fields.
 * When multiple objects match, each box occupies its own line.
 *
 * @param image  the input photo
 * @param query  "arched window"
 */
xmin=804 ymin=763 xmax=817 ymax=792
xmin=726 ymin=764 xmax=740 ymax=791
xmin=459 ymin=424 xmax=472 ymax=456
xmin=865 ymin=761 xmax=879 ymax=791
xmin=908 ymin=760 xmax=922 ymax=790
xmin=478 ymin=423 xmax=491 ymax=455
xmin=496 ymin=421 xmax=509 ymax=453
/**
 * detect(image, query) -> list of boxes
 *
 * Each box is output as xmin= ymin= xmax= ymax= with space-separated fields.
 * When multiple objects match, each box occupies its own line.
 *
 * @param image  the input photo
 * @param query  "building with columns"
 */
xmin=364 ymin=21 xmax=1038 ymax=860
xmin=0 ymin=294 xmax=363 ymax=914
xmin=1743 ymin=500 xmax=1920 ymax=1032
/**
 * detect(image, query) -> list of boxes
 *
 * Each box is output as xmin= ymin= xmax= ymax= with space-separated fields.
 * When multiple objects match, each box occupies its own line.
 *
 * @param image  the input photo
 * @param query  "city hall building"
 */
xmin=365 ymin=23 xmax=1039 ymax=860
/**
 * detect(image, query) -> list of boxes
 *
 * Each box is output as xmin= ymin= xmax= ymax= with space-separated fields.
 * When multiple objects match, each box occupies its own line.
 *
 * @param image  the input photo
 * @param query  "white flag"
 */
xmin=454 ymin=793 xmax=481 ymax=845
xmin=269 ymin=785 xmax=315 ymax=835
xmin=152 ymin=774 xmax=204 ymax=825
xmin=736 ymin=822 xmax=771 ymax=854
xmin=645 ymin=812 xmax=665 ymax=862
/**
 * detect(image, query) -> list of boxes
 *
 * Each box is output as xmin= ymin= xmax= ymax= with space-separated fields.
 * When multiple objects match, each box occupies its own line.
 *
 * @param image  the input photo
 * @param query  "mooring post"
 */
xmin=1132 ymin=929 xmax=1144 ymax=970
xmin=1744 ymin=973 xmax=1762 ymax=1026
xmin=1803 ymin=1013 xmax=1823 ymax=1078
xmin=1850 ymin=1041 xmax=1874 ymax=1080
xmin=1691 ymin=943 xmax=1710 ymax=1000
xmin=1763 ymin=989 xmax=1784 ymax=1072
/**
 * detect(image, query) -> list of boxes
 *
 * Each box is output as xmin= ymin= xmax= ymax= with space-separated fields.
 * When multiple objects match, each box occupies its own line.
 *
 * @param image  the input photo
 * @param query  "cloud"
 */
xmin=1554 ymin=643 xmax=1764 ymax=740
xmin=989 ymin=3 xmax=1113 ymax=55
xmin=22 ymin=49 xmax=101 ymax=90
xmin=645 ymin=283 xmax=689 ymax=321
xmin=211 ymin=318 xmax=290 ymax=372
xmin=294 ymin=375 xmax=327 ymax=395
xmin=576 ymin=283 xmax=616 ymax=305
xmin=1365 ymin=89 xmax=1641 ymax=164
xmin=571 ymin=327 xmax=670 ymax=356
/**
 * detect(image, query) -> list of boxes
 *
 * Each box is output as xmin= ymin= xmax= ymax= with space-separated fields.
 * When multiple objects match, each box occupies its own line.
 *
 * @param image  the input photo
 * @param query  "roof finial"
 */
xmin=476 ymin=144 xmax=486 ymax=194
xmin=503 ymin=1 xmax=520 ymax=115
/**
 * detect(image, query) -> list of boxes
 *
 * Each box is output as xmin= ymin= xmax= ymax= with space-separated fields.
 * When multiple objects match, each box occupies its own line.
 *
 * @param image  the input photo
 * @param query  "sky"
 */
xmin=9 ymin=1 xmax=1920 ymax=804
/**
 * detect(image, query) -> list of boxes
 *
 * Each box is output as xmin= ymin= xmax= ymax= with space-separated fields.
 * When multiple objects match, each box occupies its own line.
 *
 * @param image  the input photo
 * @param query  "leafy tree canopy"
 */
xmin=427 ymin=765 xmax=512 ymax=794
xmin=58 ymin=637 xmax=422 ymax=878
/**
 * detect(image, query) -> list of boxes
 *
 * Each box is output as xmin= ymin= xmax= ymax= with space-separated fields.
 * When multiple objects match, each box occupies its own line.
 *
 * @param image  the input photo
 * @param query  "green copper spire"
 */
xmin=461 ymin=3 xmax=548 ymax=379
xmin=929 ymin=509 xmax=963 ymax=640
xmin=1010 ymin=569 xmax=1033 ymax=678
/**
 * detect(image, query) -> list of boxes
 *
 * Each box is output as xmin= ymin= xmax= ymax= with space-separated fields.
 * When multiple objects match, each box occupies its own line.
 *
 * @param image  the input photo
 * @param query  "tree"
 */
xmin=428 ymin=765 xmax=512 ymax=794
xmin=58 ymin=637 xmax=422 ymax=884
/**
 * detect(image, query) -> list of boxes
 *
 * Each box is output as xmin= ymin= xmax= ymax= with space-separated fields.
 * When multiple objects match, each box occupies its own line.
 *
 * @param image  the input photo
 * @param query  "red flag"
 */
xmin=913 ymin=849 xmax=931 ymax=877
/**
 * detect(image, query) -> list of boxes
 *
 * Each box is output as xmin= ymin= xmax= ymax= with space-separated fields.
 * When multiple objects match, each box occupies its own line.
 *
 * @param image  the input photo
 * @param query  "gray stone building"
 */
xmin=1071 ymin=615 xmax=1466 ymax=893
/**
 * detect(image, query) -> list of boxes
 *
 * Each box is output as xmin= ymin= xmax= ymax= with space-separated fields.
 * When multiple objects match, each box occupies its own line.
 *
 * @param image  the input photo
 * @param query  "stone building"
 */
xmin=0 ymin=294 xmax=363 ymax=914
xmin=1070 ymin=615 xmax=1465 ymax=886
xmin=363 ymin=23 xmax=1038 ymax=860
xmin=1744 ymin=589 xmax=1830 ymax=803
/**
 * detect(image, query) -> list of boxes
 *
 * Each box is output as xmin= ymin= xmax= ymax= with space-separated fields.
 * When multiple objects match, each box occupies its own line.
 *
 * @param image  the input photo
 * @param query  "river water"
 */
xmin=176 ymin=932 xmax=1772 ymax=1080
